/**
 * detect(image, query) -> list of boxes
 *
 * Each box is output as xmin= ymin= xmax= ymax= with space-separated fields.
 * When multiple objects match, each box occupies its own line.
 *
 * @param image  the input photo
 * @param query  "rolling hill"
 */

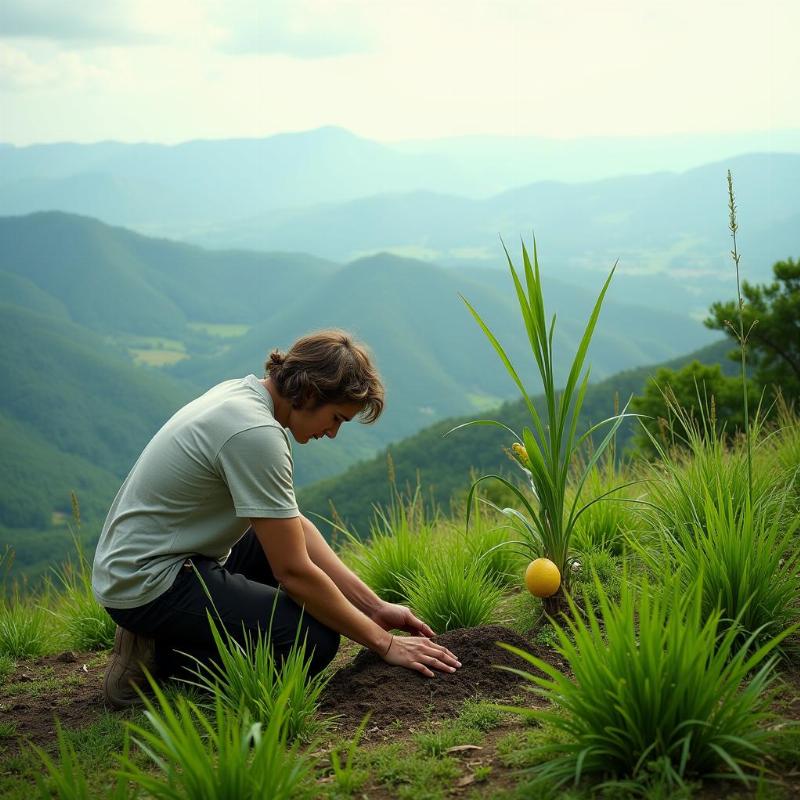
xmin=193 ymin=153 xmax=800 ymax=316
xmin=2 ymin=128 xmax=798 ymax=237
xmin=1 ymin=212 xmax=717 ymax=488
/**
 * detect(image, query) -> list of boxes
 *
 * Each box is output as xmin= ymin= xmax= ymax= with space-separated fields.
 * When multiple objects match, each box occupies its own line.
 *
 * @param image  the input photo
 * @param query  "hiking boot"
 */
xmin=103 ymin=626 xmax=158 ymax=709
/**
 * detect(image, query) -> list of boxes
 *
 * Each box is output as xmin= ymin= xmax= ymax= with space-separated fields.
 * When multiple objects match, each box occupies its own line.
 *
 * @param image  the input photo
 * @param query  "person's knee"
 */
xmin=307 ymin=623 xmax=340 ymax=675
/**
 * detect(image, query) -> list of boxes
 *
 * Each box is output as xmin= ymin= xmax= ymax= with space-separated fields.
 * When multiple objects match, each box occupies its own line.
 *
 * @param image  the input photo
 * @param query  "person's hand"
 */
xmin=381 ymin=634 xmax=461 ymax=678
xmin=369 ymin=600 xmax=435 ymax=637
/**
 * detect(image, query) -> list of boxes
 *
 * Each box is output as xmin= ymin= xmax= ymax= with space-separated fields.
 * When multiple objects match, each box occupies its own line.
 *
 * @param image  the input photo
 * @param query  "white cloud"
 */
xmin=0 ymin=42 xmax=107 ymax=90
xmin=211 ymin=0 xmax=376 ymax=58
xmin=0 ymin=0 xmax=798 ymax=144
xmin=0 ymin=0 xmax=214 ymax=47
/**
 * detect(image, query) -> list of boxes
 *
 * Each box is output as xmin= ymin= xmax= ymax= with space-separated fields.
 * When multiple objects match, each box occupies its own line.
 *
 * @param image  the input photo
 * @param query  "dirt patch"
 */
xmin=0 ymin=650 xmax=108 ymax=756
xmin=320 ymin=624 xmax=563 ymax=734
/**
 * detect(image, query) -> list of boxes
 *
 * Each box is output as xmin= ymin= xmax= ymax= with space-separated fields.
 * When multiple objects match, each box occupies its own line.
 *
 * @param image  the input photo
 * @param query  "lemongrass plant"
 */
xmin=119 ymin=681 xmax=310 ymax=800
xmin=651 ymin=481 xmax=800 ymax=653
xmin=400 ymin=544 xmax=503 ymax=632
xmin=182 ymin=608 xmax=329 ymax=744
xmin=450 ymin=240 xmax=634 ymax=613
xmin=339 ymin=482 xmax=435 ymax=604
xmin=496 ymin=573 xmax=796 ymax=793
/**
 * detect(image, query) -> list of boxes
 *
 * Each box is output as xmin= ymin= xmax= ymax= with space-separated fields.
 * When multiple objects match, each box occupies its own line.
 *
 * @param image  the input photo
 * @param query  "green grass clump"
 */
xmin=457 ymin=698 xmax=505 ymax=732
xmin=568 ymin=453 xmax=640 ymax=556
xmin=458 ymin=511 xmax=527 ymax=589
xmin=765 ymin=398 xmax=800 ymax=507
xmin=401 ymin=545 xmax=502 ymax=632
xmin=0 ymin=594 xmax=52 ymax=658
xmin=0 ymin=653 xmax=15 ymax=682
xmin=361 ymin=740 xmax=460 ymax=799
xmin=497 ymin=574 xmax=793 ymax=794
xmin=186 ymin=610 xmax=329 ymax=743
xmin=643 ymin=399 xmax=785 ymax=538
xmin=567 ymin=549 xmax=623 ymax=613
xmin=655 ymin=483 xmax=800 ymax=652
xmin=50 ymin=540 xmax=116 ymax=651
xmin=34 ymin=723 xmax=138 ymax=800
xmin=341 ymin=485 xmax=434 ymax=604
xmin=413 ymin=722 xmax=481 ymax=758
xmin=325 ymin=715 xmax=371 ymax=797
xmin=119 ymin=683 xmax=311 ymax=800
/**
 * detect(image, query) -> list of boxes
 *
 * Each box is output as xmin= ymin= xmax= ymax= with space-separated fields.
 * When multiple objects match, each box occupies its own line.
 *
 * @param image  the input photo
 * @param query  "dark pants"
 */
xmin=105 ymin=528 xmax=340 ymax=680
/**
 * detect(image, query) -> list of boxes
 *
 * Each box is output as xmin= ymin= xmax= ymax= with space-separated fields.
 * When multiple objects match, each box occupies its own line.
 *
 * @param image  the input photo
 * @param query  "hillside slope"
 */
xmin=174 ymin=251 xmax=716 ymax=456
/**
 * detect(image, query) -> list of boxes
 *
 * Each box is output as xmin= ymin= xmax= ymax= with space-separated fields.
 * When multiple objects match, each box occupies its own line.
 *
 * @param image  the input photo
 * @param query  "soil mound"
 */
xmin=320 ymin=625 xmax=556 ymax=733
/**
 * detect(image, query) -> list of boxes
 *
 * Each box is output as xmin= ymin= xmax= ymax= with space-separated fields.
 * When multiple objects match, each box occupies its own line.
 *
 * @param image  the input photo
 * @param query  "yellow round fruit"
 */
xmin=524 ymin=558 xmax=561 ymax=598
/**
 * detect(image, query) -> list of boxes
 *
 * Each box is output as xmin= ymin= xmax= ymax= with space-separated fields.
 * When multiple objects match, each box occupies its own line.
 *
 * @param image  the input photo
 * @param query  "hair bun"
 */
xmin=266 ymin=349 xmax=286 ymax=372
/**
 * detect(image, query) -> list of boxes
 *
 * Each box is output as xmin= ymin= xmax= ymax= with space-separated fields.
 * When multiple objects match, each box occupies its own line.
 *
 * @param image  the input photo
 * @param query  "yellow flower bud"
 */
xmin=511 ymin=442 xmax=529 ymax=465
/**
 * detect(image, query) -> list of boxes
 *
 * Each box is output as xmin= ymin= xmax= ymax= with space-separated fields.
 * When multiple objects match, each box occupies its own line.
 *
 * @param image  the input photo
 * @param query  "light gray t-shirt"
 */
xmin=92 ymin=374 xmax=299 ymax=609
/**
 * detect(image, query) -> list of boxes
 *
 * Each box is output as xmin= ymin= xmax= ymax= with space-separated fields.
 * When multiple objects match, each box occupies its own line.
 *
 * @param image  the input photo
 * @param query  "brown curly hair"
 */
xmin=265 ymin=330 xmax=384 ymax=423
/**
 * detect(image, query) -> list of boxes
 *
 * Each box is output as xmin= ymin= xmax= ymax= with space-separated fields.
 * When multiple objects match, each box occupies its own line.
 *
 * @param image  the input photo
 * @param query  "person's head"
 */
xmin=265 ymin=329 xmax=384 ymax=444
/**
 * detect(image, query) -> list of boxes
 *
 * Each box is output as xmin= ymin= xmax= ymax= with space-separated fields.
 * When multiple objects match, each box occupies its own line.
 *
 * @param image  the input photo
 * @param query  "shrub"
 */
xmin=401 ymin=545 xmax=502 ymax=632
xmin=497 ymin=575 xmax=794 ymax=793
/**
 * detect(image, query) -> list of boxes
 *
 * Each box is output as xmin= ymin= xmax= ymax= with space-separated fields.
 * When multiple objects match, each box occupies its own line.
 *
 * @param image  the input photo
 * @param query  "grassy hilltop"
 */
xmin=1 ymin=397 xmax=798 ymax=799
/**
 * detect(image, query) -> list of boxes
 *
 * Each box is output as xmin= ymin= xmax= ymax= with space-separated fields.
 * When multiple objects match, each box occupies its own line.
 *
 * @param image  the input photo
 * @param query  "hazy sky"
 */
xmin=1 ymin=0 xmax=798 ymax=145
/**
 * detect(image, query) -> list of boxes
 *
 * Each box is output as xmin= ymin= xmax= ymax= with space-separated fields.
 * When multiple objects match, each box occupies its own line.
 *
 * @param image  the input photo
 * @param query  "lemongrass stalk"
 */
xmin=726 ymin=171 xmax=753 ymax=504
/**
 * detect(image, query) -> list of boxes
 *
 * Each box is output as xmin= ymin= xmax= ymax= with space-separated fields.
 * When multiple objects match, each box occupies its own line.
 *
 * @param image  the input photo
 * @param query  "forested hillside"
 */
xmin=194 ymin=153 xmax=800 ymax=314
xmin=0 ymin=304 xmax=195 ymax=575
xmin=0 ymin=211 xmax=733 ymax=579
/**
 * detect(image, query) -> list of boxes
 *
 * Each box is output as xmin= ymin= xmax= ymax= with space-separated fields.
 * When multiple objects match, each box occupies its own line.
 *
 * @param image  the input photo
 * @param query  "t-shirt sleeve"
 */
xmin=215 ymin=425 xmax=299 ymax=518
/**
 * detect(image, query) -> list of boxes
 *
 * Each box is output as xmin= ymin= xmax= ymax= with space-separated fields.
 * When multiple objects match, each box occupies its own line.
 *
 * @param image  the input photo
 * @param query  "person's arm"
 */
xmin=249 ymin=516 xmax=460 ymax=677
xmin=298 ymin=513 xmax=383 ymax=615
xmin=297 ymin=514 xmax=434 ymax=636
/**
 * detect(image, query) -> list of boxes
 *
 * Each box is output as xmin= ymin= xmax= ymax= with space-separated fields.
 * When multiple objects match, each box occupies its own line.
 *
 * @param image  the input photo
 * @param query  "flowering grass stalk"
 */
xmin=450 ymin=240 xmax=634 ymax=609
xmin=496 ymin=574 xmax=795 ymax=792
xmin=726 ymin=171 xmax=754 ymax=503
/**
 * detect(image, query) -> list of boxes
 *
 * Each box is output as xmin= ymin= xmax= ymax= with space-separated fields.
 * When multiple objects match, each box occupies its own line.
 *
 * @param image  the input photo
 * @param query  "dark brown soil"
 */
xmin=320 ymin=624 xmax=562 ymax=734
xmin=0 ymin=650 xmax=108 ymax=755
